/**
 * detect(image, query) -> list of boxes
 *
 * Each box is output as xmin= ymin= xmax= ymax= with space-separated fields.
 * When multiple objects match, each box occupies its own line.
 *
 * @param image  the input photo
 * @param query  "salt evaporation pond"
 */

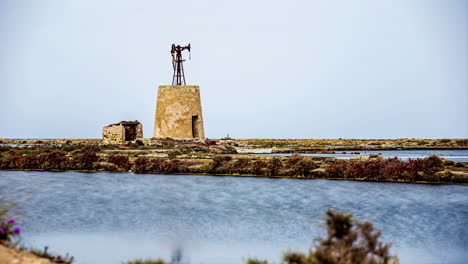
xmin=1 ymin=171 xmax=467 ymax=264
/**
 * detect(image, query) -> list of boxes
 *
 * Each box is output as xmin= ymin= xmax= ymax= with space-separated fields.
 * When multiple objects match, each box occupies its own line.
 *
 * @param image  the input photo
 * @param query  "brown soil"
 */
xmin=0 ymin=244 xmax=51 ymax=264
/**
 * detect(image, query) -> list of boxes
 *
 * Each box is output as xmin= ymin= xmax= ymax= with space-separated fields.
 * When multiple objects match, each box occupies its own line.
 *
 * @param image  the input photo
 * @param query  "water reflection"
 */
xmin=1 ymin=171 xmax=467 ymax=264
xmin=171 ymin=247 xmax=184 ymax=264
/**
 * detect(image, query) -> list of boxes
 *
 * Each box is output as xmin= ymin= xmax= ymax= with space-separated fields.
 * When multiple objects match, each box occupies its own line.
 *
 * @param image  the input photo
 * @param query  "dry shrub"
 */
xmin=266 ymin=157 xmax=282 ymax=176
xmin=133 ymin=158 xmax=191 ymax=174
xmin=252 ymin=160 xmax=267 ymax=175
xmin=209 ymin=155 xmax=233 ymax=173
xmin=133 ymin=157 xmax=150 ymax=173
xmin=437 ymin=139 xmax=451 ymax=144
xmin=7 ymin=155 xmax=27 ymax=169
xmin=232 ymin=158 xmax=251 ymax=174
xmin=455 ymin=139 xmax=468 ymax=146
xmin=161 ymin=159 xmax=184 ymax=173
xmin=42 ymin=151 xmax=69 ymax=171
xmin=325 ymin=156 xmax=445 ymax=182
xmin=421 ymin=155 xmax=444 ymax=174
xmin=288 ymin=155 xmax=319 ymax=176
xmin=325 ymin=160 xmax=348 ymax=178
xmin=72 ymin=152 xmax=98 ymax=170
xmin=286 ymin=154 xmax=305 ymax=167
xmin=108 ymin=155 xmax=131 ymax=170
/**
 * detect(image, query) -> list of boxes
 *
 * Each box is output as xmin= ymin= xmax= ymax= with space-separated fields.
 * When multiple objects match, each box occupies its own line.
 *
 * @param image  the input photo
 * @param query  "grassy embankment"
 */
xmin=1 ymin=142 xmax=467 ymax=184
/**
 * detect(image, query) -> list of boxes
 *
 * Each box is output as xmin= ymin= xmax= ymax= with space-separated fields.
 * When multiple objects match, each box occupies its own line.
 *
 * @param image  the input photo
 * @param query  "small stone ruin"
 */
xmin=102 ymin=121 xmax=143 ymax=144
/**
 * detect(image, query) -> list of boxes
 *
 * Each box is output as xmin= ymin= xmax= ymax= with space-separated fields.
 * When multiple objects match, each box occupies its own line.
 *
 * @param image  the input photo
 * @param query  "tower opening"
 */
xmin=192 ymin=115 xmax=199 ymax=138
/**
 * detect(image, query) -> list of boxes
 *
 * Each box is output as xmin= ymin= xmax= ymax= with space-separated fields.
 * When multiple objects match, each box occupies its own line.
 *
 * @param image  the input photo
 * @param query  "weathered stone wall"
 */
xmin=153 ymin=85 xmax=205 ymax=139
xmin=136 ymin=123 xmax=143 ymax=138
xmin=102 ymin=125 xmax=125 ymax=144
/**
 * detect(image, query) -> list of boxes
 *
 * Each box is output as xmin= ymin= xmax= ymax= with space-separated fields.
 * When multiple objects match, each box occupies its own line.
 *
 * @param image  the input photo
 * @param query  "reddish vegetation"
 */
xmin=108 ymin=155 xmax=131 ymax=170
xmin=0 ymin=149 xmax=465 ymax=183
xmin=325 ymin=156 xmax=444 ymax=182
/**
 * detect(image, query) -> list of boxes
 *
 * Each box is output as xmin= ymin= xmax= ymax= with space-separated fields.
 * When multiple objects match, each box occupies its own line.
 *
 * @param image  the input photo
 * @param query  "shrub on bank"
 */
xmin=71 ymin=152 xmax=98 ymax=170
xmin=209 ymin=155 xmax=233 ymax=173
xmin=455 ymin=139 xmax=468 ymax=146
xmin=8 ymin=155 xmax=36 ymax=169
xmin=252 ymin=160 xmax=267 ymax=175
xmin=132 ymin=157 xmax=192 ymax=174
xmin=232 ymin=158 xmax=251 ymax=174
xmin=2 ymin=152 xmax=69 ymax=171
xmin=266 ymin=157 xmax=282 ymax=176
xmin=133 ymin=157 xmax=150 ymax=173
xmin=0 ymin=149 xmax=461 ymax=183
xmin=287 ymin=155 xmax=319 ymax=176
xmin=42 ymin=151 xmax=69 ymax=171
xmin=324 ymin=159 xmax=348 ymax=178
xmin=108 ymin=155 xmax=131 ymax=170
xmin=325 ymin=155 xmax=445 ymax=182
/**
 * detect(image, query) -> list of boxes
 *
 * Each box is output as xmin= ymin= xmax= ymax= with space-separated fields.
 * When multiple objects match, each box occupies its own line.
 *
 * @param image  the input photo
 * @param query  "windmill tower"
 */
xmin=153 ymin=44 xmax=205 ymax=139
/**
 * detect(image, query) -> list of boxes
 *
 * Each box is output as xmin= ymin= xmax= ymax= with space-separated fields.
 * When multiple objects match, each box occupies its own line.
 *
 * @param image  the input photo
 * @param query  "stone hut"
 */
xmin=102 ymin=121 xmax=143 ymax=144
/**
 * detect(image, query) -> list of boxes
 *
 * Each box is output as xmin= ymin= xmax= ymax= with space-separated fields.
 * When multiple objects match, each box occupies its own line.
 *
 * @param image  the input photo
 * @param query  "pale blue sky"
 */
xmin=1 ymin=0 xmax=467 ymax=139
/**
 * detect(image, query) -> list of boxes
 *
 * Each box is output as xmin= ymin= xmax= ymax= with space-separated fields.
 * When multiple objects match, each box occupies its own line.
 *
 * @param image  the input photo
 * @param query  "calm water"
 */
xmin=263 ymin=149 xmax=468 ymax=162
xmin=1 ymin=171 xmax=467 ymax=264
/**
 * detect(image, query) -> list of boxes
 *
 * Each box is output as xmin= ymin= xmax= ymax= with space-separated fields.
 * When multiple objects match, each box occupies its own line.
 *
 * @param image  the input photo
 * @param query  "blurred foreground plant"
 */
xmin=127 ymin=210 xmax=398 ymax=264
xmin=0 ymin=218 xmax=21 ymax=245
xmin=247 ymin=209 xmax=399 ymax=264
xmin=0 ymin=195 xmax=21 ymax=248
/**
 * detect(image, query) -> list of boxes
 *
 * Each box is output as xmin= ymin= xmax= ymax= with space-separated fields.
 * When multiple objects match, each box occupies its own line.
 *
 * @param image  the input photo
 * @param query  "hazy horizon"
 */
xmin=1 ymin=0 xmax=467 ymax=139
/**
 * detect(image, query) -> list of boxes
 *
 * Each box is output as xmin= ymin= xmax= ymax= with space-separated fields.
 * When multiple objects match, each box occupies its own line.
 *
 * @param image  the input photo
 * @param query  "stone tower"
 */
xmin=153 ymin=44 xmax=205 ymax=139
xmin=153 ymin=85 xmax=205 ymax=139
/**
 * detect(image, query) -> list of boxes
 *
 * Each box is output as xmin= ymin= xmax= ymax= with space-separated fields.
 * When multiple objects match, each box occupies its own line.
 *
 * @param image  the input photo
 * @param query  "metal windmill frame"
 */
xmin=171 ymin=44 xmax=191 ymax=85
